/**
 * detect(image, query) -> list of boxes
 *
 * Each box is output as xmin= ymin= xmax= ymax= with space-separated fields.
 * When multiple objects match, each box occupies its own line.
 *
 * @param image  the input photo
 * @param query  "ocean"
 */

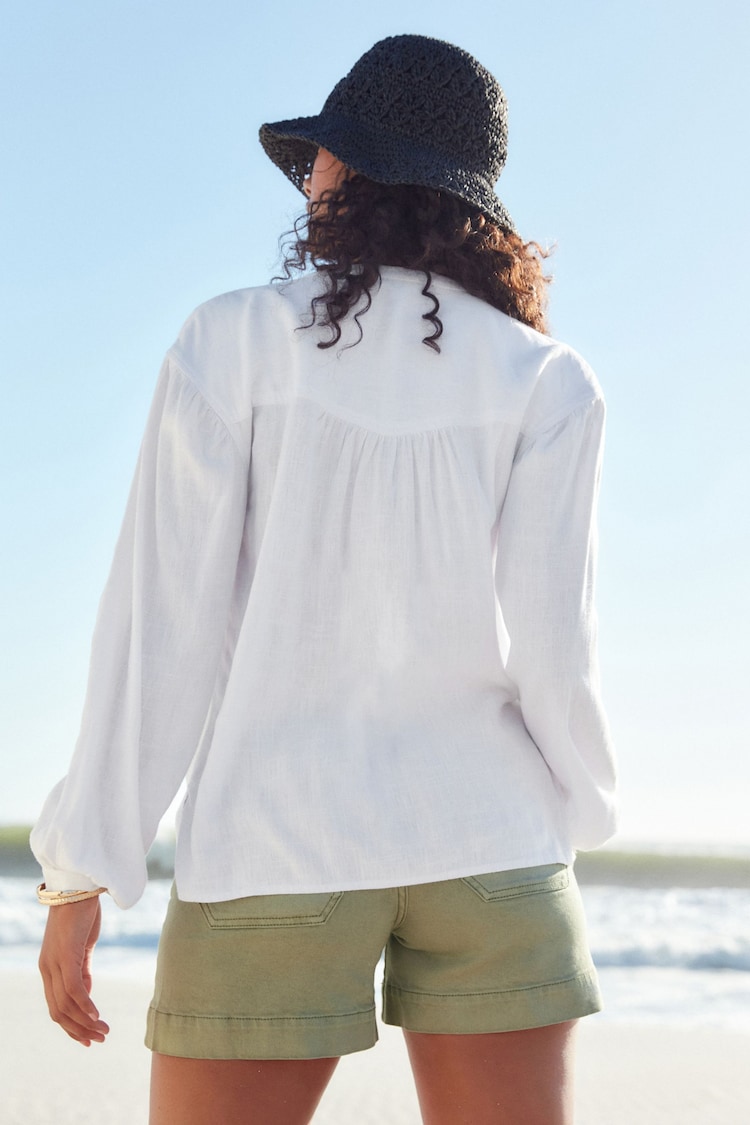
xmin=3 ymin=846 xmax=750 ymax=1032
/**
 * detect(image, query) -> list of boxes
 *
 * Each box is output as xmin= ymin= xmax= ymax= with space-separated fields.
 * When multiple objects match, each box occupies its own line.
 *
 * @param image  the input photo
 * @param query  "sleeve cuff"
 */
xmin=42 ymin=868 xmax=102 ymax=893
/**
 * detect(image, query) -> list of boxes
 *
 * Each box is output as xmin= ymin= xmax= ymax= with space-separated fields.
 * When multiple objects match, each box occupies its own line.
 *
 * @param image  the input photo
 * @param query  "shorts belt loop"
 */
xmin=394 ymin=884 xmax=409 ymax=929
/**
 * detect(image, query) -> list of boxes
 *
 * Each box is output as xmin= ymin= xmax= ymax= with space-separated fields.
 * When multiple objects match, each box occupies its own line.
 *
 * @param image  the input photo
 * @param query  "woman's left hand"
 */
xmin=38 ymin=897 xmax=110 ymax=1046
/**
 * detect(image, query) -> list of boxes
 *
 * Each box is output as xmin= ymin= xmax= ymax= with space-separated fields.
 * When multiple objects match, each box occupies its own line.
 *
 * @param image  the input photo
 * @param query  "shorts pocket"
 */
xmin=461 ymin=864 xmax=569 ymax=902
xmin=200 ymin=891 xmax=343 ymax=930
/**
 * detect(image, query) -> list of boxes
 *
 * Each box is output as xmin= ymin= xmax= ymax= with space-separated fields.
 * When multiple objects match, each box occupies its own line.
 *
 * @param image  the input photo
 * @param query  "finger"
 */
xmin=43 ymin=977 xmax=107 ymax=1045
xmin=57 ymin=976 xmax=110 ymax=1035
xmin=53 ymin=1009 xmax=103 ymax=1046
xmin=51 ymin=1003 xmax=109 ymax=1045
xmin=49 ymin=967 xmax=110 ymax=1041
xmin=50 ymin=986 xmax=109 ymax=1043
xmin=55 ymin=964 xmax=100 ymax=1024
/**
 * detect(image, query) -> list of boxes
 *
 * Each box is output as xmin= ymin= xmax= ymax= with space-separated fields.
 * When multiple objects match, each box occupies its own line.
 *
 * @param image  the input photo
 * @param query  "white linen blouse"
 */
xmin=32 ymin=267 xmax=617 ymax=909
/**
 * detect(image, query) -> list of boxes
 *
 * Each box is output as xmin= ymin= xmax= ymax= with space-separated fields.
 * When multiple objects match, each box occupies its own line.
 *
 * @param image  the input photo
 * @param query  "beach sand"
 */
xmin=3 ymin=972 xmax=749 ymax=1124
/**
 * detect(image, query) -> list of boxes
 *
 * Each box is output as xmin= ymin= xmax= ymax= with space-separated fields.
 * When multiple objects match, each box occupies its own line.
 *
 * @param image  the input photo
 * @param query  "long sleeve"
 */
xmin=494 ymin=393 xmax=618 ymax=851
xmin=31 ymin=357 xmax=249 ymax=907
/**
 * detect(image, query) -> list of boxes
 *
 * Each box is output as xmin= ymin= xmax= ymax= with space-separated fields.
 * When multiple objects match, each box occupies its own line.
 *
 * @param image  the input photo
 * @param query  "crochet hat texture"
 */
xmin=259 ymin=34 xmax=515 ymax=232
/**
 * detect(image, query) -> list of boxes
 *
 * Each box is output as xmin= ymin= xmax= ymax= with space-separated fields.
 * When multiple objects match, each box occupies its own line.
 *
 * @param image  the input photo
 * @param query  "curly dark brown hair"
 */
xmin=277 ymin=174 xmax=552 ymax=351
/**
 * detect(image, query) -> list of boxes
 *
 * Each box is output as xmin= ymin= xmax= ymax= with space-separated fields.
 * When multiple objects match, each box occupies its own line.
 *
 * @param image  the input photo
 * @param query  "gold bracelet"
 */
xmin=37 ymin=883 xmax=107 ymax=906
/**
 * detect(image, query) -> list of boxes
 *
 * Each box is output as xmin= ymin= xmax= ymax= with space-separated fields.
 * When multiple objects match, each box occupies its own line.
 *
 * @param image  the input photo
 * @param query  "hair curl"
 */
xmin=278 ymin=175 xmax=552 ymax=351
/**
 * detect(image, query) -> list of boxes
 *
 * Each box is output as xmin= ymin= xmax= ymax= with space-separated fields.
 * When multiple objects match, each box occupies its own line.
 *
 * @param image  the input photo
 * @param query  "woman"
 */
xmin=32 ymin=34 xmax=617 ymax=1125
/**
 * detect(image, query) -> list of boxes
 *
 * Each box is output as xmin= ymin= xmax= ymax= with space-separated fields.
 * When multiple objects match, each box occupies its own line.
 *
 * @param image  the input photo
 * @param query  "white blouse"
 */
xmin=32 ymin=267 xmax=617 ymax=909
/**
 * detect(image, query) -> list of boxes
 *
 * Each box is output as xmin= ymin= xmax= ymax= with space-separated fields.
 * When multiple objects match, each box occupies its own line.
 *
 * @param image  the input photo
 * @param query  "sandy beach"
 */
xmin=3 ymin=971 xmax=748 ymax=1124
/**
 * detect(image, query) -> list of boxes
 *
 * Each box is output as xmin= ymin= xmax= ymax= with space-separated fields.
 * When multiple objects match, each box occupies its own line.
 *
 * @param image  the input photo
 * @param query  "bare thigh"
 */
xmin=404 ymin=1020 xmax=578 ymax=1125
xmin=149 ymin=1052 xmax=339 ymax=1125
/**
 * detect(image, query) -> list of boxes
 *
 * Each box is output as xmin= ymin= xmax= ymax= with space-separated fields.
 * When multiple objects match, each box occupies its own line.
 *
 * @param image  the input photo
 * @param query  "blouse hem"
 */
xmin=174 ymin=845 xmax=577 ymax=904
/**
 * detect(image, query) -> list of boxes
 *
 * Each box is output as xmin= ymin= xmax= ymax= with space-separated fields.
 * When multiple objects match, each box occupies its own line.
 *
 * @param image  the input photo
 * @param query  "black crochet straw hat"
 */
xmin=259 ymin=34 xmax=515 ymax=233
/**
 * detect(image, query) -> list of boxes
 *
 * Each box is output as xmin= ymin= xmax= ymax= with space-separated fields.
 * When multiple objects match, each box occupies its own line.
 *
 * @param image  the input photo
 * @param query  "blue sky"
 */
xmin=2 ymin=0 xmax=748 ymax=847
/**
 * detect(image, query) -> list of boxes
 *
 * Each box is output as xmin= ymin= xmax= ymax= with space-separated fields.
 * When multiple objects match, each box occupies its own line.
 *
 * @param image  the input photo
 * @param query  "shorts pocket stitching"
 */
xmin=200 ymin=891 xmax=343 ymax=930
xmin=461 ymin=865 xmax=569 ymax=903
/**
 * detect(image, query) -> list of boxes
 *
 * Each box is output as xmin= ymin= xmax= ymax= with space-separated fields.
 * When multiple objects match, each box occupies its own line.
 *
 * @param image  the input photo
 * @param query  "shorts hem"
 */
xmin=145 ymin=1003 xmax=378 ymax=1060
xmin=381 ymin=967 xmax=602 ymax=1034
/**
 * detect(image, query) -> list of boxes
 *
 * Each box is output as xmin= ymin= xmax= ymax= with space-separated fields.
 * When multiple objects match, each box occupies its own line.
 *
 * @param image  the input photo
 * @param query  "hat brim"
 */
xmin=259 ymin=112 xmax=515 ymax=234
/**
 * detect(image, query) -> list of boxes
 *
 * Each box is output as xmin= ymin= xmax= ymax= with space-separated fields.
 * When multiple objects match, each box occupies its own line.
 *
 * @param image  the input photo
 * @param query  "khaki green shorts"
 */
xmin=145 ymin=864 xmax=600 ymax=1060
